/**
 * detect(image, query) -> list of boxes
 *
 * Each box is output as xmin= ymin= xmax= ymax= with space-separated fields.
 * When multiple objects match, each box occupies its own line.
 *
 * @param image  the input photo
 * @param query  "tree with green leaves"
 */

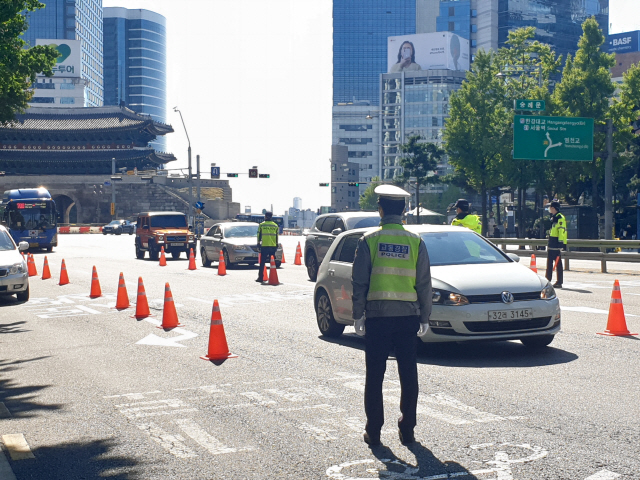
xmin=358 ymin=176 xmax=382 ymax=211
xmin=0 ymin=0 xmax=59 ymax=123
xmin=552 ymin=17 xmax=616 ymax=212
xmin=397 ymin=135 xmax=444 ymax=224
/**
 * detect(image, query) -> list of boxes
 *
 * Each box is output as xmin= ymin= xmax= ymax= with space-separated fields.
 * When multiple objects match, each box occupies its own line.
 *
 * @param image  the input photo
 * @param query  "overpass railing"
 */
xmin=491 ymin=238 xmax=640 ymax=273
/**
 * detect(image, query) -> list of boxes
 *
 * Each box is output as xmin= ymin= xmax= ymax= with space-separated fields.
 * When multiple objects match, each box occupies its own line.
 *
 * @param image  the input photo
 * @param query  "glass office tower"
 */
xmin=103 ymin=8 xmax=167 ymax=151
xmin=22 ymin=0 xmax=104 ymax=107
xmin=333 ymin=0 xmax=416 ymax=105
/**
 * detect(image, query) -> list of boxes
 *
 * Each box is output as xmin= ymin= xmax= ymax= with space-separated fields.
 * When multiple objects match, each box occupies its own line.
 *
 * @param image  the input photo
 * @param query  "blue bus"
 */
xmin=235 ymin=213 xmax=284 ymax=233
xmin=1 ymin=188 xmax=57 ymax=251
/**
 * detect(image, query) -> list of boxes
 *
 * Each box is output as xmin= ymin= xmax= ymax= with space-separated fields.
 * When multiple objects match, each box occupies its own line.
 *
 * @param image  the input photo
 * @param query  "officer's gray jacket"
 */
xmin=351 ymin=215 xmax=432 ymax=324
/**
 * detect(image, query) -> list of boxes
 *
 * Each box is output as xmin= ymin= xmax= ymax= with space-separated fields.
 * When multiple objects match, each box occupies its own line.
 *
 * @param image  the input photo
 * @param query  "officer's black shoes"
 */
xmin=363 ymin=432 xmax=381 ymax=446
xmin=398 ymin=429 xmax=416 ymax=445
xmin=553 ymin=283 xmax=563 ymax=289
xmin=255 ymin=278 xmax=263 ymax=283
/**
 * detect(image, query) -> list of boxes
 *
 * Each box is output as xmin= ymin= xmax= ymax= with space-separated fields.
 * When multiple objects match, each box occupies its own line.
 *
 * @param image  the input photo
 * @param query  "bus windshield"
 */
xmin=5 ymin=202 xmax=56 ymax=231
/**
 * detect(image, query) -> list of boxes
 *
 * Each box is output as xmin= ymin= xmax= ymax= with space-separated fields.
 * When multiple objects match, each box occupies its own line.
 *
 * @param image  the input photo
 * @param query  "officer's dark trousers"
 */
xmin=257 ymin=246 xmax=277 ymax=280
xmin=364 ymin=315 xmax=420 ymax=437
xmin=545 ymin=249 xmax=563 ymax=285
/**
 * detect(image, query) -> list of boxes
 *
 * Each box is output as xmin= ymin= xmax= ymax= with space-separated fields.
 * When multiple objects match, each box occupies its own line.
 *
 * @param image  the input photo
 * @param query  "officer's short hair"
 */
xmin=377 ymin=197 xmax=405 ymax=216
xmin=264 ymin=211 xmax=273 ymax=219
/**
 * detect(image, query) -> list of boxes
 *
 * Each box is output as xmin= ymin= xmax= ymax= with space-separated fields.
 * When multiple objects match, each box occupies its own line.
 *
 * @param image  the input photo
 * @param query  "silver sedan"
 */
xmin=200 ymin=222 xmax=283 ymax=268
xmin=313 ymin=225 xmax=560 ymax=348
xmin=0 ymin=225 xmax=29 ymax=301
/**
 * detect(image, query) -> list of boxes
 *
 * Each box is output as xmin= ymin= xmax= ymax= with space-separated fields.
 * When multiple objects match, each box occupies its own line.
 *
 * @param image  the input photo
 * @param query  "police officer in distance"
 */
xmin=351 ymin=185 xmax=432 ymax=447
xmin=256 ymin=211 xmax=279 ymax=282
xmin=451 ymin=199 xmax=482 ymax=234
xmin=546 ymin=201 xmax=567 ymax=288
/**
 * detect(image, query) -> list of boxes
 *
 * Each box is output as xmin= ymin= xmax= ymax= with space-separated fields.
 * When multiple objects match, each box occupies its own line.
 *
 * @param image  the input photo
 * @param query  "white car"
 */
xmin=313 ymin=225 xmax=561 ymax=348
xmin=0 ymin=225 xmax=30 ymax=302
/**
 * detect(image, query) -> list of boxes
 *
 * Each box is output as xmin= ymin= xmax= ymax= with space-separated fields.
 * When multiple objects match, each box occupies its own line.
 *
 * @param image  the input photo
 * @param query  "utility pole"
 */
xmin=174 ymin=107 xmax=194 ymax=226
xmin=111 ymin=157 xmax=116 ymax=220
xmin=196 ymin=154 xmax=201 ymax=206
xmin=605 ymin=119 xmax=613 ymax=240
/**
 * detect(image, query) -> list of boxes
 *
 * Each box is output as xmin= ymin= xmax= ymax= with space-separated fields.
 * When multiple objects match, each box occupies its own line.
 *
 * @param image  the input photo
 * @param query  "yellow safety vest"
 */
xmin=452 ymin=214 xmax=482 ymax=234
xmin=548 ymin=213 xmax=567 ymax=249
xmin=258 ymin=221 xmax=279 ymax=247
xmin=364 ymin=224 xmax=421 ymax=302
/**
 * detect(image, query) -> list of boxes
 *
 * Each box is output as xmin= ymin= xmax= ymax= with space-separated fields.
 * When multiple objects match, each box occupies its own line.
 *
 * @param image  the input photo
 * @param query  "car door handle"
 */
xmin=328 ymin=269 xmax=335 ymax=276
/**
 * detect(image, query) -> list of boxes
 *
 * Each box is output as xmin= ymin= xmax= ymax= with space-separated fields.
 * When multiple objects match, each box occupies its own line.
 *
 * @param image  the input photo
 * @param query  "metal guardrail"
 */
xmin=491 ymin=238 xmax=640 ymax=273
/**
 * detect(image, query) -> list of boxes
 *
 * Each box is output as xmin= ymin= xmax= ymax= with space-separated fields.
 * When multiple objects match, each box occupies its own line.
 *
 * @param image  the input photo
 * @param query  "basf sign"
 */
xmin=35 ymin=39 xmax=81 ymax=77
xmin=388 ymin=32 xmax=470 ymax=73
xmin=607 ymin=31 xmax=640 ymax=54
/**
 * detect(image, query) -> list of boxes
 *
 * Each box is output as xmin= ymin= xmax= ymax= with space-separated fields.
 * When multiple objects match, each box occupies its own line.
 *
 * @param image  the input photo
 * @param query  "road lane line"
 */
xmin=297 ymin=422 xmax=338 ymax=441
xmin=124 ymin=408 xmax=199 ymax=418
xmin=585 ymin=470 xmax=621 ymax=480
xmin=562 ymin=306 xmax=638 ymax=317
xmin=116 ymin=399 xmax=188 ymax=408
xmin=136 ymin=423 xmax=197 ymax=458
xmin=0 ymin=403 xmax=11 ymax=418
xmin=104 ymin=390 xmax=161 ymax=399
xmin=0 ymin=448 xmax=17 ymax=480
xmin=174 ymin=418 xmax=250 ymax=455
xmin=1 ymin=434 xmax=35 ymax=460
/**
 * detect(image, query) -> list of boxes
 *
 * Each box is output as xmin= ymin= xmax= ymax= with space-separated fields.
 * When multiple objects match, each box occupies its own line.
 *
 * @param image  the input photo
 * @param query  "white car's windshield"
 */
xmin=224 ymin=225 xmax=258 ymax=238
xmin=108 ymin=221 xmax=121 ymax=225
xmin=0 ymin=231 xmax=15 ymax=251
xmin=346 ymin=216 xmax=381 ymax=229
xmin=420 ymin=231 xmax=509 ymax=266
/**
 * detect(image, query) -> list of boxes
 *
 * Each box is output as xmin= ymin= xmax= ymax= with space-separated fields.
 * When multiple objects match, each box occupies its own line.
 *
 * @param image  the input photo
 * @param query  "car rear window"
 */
xmin=346 ymin=216 xmax=381 ymax=229
xmin=420 ymin=231 xmax=509 ymax=266
xmin=150 ymin=215 xmax=187 ymax=228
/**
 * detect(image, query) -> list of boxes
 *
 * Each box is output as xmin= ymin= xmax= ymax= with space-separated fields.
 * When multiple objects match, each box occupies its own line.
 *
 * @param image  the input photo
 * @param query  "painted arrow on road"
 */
xmin=136 ymin=328 xmax=198 ymax=347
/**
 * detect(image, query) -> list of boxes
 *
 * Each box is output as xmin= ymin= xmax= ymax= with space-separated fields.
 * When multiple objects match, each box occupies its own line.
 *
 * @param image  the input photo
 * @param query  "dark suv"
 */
xmin=304 ymin=212 xmax=380 ymax=281
xmin=135 ymin=212 xmax=196 ymax=260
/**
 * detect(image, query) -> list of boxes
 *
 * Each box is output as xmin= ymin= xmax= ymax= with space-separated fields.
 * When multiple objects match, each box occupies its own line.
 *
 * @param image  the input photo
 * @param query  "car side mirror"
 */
xmin=331 ymin=228 xmax=343 ymax=236
xmin=189 ymin=225 xmax=193 ymax=232
xmin=214 ymin=234 xmax=221 ymax=239
xmin=18 ymin=241 xmax=29 ymax=252
xmin=507 ymin=253 xmax=520 ymax=262
xmin=143 ymin=225 xmax=149 ymax=230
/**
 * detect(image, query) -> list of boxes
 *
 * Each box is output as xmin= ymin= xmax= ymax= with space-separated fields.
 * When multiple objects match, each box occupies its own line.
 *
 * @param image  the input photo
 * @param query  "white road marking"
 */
xmin=297 ymin=422 xmax=338 ymax=441
xmin=125 ymin=408 xmax=199 ymax=418
xmin=104 ymin=390 xmax=161 ymax=399
xmin=562 ymin=306 xmax=637 ymax=317
xmin=265 ymin=385 xmax=338 ymax=402
xmin=424 ymin=393 xmax=506 ymax=423
xmin=278 ymin=404 xmax=346 ymax=413
xmin=0 ymin=448 xmax=17 ymax=480
xmin=1 ymin=434 xmax=35 ymax=460
xmin=115 ymin=399 xmax=188 ymax=408
xmin=136 ymin=422 xmax=197 ymax=458
xmin=240 ymin=391 xmax=276 ymax=405
xmin=584 ymin=469 xmax=622 ymax=480
xmin=136 ymin=328 xmax=198 ymax=348
xmin=0 ymin=403 xmax=11 ymax=418
xmin=175 ymin=418 xmax=253 ymax=455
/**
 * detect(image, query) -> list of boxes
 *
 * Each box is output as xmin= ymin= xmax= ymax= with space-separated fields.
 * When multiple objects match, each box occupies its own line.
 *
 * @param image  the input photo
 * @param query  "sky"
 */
xmin=103 ymin=0 xmax=333 ymax=215
xmin=101 ymin=0 xmax=639 ymax=215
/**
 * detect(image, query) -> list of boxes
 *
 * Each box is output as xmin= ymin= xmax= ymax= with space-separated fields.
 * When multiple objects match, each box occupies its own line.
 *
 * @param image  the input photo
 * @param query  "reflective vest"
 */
xmin=452 ymin=213 xmax=482 ymax=234
xmin=364 ymin=223 xmax=421 ymax=302
xmin=548 ymin=213 xmax=567 ymax=249
xmin=257 ymin=221 xmax=279 ymax=247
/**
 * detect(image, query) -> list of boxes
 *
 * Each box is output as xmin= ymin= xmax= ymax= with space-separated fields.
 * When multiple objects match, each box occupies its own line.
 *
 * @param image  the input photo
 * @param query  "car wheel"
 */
xmin=116 ymin=230 xmax=122 ymax=235
xmin=315 ymin=291 xmax=344 ymax=337
xmin=16 ymin=285 xmax=29 ymax=302
xmin=520 ymin=335 xmax=555 ymax=348
xmin=171 ymin=251 xmax=181 ymax=260
xmin=103 ymin=231 xmax=107 ymax=235
xmin=149 ymin=246 xmax=159 ymax=261
xmin=128 ymin=231 xmax=133 ymax=235
xmin=306 ymin=252 xmax=318 ymax=281
xmin=135 ymin=242 xmax=145 ymax=259
xmin=223 ymin=249 xmax=232 ymax=269
xmin=201 ymin=248 xmax=212 ymax=267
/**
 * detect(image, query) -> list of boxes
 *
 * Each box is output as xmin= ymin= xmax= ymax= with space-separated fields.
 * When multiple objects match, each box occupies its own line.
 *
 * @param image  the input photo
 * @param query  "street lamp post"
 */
xmin=173 ymin=107 xmax=194 ymax=226
xmin=111 ymin=157 xmax=116 ymax=220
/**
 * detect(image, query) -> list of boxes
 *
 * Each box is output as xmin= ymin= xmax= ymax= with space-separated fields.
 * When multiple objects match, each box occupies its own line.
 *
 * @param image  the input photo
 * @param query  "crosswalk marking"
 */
xmin=585 ymin=470 xmax=621 ymax=480
xmin=136 ymin=423 xmax=197 ymax=458
xmin=175 ymin=418 xmax=251 ymax=455
xmin=1 ymin=434 xmax=35 ymax=460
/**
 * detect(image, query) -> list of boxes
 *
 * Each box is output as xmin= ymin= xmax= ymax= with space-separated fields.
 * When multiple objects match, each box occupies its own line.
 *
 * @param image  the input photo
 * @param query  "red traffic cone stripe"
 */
xmin=41 ymin=255 xmax=52 ymax=280
xmin=268 ymin=255 xmax=280 ymax=286
xmin=200 ymin=300 xmax=238 ymax=361
xmin=158 ymin=282 xmax=183 ymax=329
xmin=529 ymin=254 xmax=537 ymax=273
xmin=159 ymin=246 xmax=167 ymax=266
xmin=218 ymin=250 xmax=227 ymax=276
xmin=114 ymin=272 xmax=130 ymax=310
xmin=59 ymin=259 xmax=70 ymax=285
xmin=188 ymin=248 xmax=197 ymax=270
xmin=132 ymin=277 xmax=152 ymax=319
xmin=89 ymin=266 xmax=102 ymax=298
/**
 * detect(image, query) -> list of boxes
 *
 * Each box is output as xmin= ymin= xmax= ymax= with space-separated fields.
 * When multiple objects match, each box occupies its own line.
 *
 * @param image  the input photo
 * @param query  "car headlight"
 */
xmin=157 ymin=235 xmax=164 ymax=242
xmin=541 ymin=282 xmax=556 ymax=300
xmin=9 ymin=263 xmax=24 ymax=275
xmin=432 ymin=289 xmax=469 ymax=306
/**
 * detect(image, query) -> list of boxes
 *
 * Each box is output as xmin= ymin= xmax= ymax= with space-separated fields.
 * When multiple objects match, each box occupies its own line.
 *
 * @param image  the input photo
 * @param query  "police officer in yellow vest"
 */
xmin=256 ymin=211 xmax=279 ymax=282
xmin=451 ymin=199 xmax=482 ymax=234
xmin=352 ymin=185 xmax=432 ymax=446
xmin=546 ymin=201 xmax=567 ymax=288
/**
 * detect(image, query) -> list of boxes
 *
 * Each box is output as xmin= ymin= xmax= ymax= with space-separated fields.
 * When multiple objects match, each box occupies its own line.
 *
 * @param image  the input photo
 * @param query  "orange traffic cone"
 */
xmin=262 ymin=263 xmax=269 ymax=282
xmin=341 ymin=285 xmax=350 ymax=300
xmin=27 ymin=254 xmax=37 ymax=277
xmin=41 ymin=256 xmax=52 ymax=280
xmin=294 ymin=242 xmax=302 ymax=266
xmin=114 ymin=272 xmax=130 ymax=310
xmin=217 ymin=250 xmax=227 ymax=276
xmin=268 ymin=256 xmax=280 ymax=286
xmin=529 ymin=254 xmax=537 ymax=273
xmin=159 ymin=246 xmax=167 ymax=266
xmin=59 ymin=259 xmax=70 ymax=285
xmin=597 ymin=280 xmax=638 ymax=336
xmin=132 ymin=277 xmax=152 ymax=319
xmin=281 ymin=249 xmax=286 ymax=264
xmin=158 ymin=282 xmax=183 ymax=329
xmin=200 ymin=300 xmax=238 ymax=361
xmin=188 ymin=248 xmax=197 ymax=270
xmin=89 ymin=266 xmax=102 ymax=298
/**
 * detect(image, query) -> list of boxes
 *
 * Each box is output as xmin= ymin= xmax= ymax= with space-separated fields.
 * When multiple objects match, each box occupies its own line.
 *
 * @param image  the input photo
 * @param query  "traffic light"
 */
xmin=258 ymin=173 xmax=270 ymax=178
xmin=319 ymin=183 xmax=329 ymax=187
xmin=227 ymin=173 xmax=238 ymax=178
xmin=249 ymin=168 xmax=258 ymax=178
xmin=348 ymin=182 xmax=360 ymax=187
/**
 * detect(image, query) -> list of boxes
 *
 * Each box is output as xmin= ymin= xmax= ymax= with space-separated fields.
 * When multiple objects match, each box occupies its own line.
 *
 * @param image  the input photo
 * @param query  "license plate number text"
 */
xmin=488 ymin=309 xmax=533 ymax=321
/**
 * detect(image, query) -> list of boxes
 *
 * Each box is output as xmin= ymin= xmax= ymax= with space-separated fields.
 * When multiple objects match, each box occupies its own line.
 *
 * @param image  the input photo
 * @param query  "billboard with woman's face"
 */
xmin=387 ymin=32 xmax=469 ymax=73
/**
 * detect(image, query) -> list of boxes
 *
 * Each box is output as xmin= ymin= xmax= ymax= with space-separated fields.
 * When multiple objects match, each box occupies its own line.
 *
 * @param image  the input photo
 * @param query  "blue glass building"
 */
xmin=22 ymin=0 xmax=104 ymax=107
xmin=333 ymin=0 xmax=416 ymax=105
xmin=103 ymin=8 xmax=167 ymax=151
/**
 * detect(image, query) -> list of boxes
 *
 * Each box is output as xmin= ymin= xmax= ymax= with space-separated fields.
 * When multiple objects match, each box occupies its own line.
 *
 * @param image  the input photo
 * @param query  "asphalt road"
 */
xmin=1 ymin=234 xmax=639 ymax=480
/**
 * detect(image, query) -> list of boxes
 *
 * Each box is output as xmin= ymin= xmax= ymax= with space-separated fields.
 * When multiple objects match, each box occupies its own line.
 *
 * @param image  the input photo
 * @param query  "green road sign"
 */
xmin=514 ymin=99 xmax=546 ymax=111
xmin=513 ymin=115 xmax=593 ymax=161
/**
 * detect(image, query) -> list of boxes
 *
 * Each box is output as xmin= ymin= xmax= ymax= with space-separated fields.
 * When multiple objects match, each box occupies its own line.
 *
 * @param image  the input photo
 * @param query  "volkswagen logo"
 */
xmin=501 ymin=291 xmax=514 ymax=304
